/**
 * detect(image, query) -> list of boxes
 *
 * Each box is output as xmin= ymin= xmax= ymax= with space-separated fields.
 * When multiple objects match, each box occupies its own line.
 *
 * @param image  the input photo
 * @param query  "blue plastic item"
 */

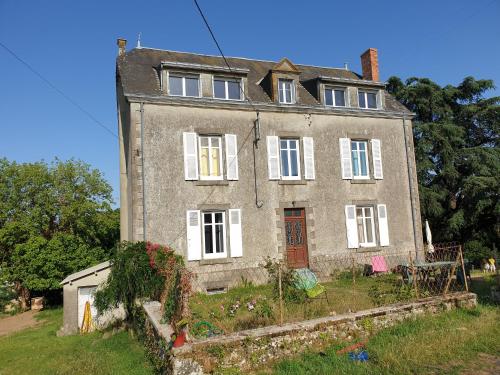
xmin=348 ymin=351 xmax=369 ymax=362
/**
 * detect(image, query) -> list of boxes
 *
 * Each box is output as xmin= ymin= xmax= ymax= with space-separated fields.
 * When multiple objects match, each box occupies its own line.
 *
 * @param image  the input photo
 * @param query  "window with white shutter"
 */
xmin=229 ymin=209 xmax=243 ymax=257
xmin=345 ymin=205 xmax=359 ymax=248
xmin=339 ymin=138 xmax=353 ymax=179
xmin=267 ymin=136 xmax=280 ymax=180
xmin=371 ymin=139 xmax=383 ymax=179
xmin=186 ymin=210 xmax=201 ymax=260
xmin=225 ymin=134 xmax=239 ymax=180
xmin=303 ymin=137 xmax=315 ymax=180
xmin=183 ymin=132 xmax=199 ymax=180
xmin=377 ymin=204 xmax=389 ymax=246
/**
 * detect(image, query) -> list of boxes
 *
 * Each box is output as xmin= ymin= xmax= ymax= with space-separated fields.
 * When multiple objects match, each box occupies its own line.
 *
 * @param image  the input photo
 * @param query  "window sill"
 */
xmin=195 ymin=180 xmax=229 ymax=186
xmin=350 ymin=179 xmax=376 ymax=185
xmin=278 ymin=180 xmax=307 ymax=185
xmin=355 ymin=247 xmax=383 ymax=253
xmin=199 ymin=258 xmax=231 ymax=265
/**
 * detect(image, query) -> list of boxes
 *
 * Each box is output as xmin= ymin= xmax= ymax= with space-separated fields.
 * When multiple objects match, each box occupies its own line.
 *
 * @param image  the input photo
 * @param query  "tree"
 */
xmin=0 ymin=158 xmax=119 ymax=307
xmin=387 ymin=77 xmax=500 ymax=262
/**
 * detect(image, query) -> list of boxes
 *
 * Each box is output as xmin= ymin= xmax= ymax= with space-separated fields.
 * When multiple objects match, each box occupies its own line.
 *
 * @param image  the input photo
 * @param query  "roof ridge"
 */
xmin=131 ymin=47 xmax=352 ymax=72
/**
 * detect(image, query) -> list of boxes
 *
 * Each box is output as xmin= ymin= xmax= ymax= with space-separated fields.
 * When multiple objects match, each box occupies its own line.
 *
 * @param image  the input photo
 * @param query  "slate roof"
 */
xmin=117 ymin=47 xmax=410 ymax=114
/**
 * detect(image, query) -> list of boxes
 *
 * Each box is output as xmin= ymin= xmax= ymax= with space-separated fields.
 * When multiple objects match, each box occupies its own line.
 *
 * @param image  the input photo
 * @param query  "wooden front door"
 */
xmin=284 ymin=208 xmax=308 ymax=269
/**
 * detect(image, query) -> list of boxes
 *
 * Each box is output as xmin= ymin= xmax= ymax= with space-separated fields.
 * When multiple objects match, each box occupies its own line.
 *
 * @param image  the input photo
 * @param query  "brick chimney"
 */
xmin=117 ymin=38 xmax=127 ymax=57
xmin=360 ymin=48 xmax=379 ymax=81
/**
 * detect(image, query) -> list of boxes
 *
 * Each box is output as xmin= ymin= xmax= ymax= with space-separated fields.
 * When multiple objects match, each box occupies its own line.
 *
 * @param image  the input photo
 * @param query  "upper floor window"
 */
xmin=278 ymin=79 xmax=295 ymax=104
xmin=183 ymin=132 xmax=239 ymax=181
xmin=168 ymin=74 xmax=200 ymax=97
xmin=280 ymin=138 xmax=301 ymax=179
xmin=351 ymin=140 xmax=369 ymax=179
xmin=325 ymin=87 xmax=346 ymax=107
xmin=358 ymin=90 xmax=378 ymax=109
xmin=199 ymin=136 xmax=223 ymax=180
xmin=214 ymin=77 xmax=242 ymax=100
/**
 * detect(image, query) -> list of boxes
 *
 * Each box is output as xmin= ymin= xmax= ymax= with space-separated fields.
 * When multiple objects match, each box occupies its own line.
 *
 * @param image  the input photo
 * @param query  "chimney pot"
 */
xmin=360 ymin=48 xmax=379 ymax=81
xmin=117 ymin=38 xmax=127 ymax=57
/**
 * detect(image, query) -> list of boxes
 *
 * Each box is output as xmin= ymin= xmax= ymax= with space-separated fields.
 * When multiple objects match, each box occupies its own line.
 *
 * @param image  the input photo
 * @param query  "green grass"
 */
xmin=189 ymin=274 xmax=410 ymax=334
xmin=269 ymin=305 xmax=499 ymax=375
xmin=263 ymin=276 xmax=500 ymax=375
xmin=0 ymin=308 xmax=152 ymax=375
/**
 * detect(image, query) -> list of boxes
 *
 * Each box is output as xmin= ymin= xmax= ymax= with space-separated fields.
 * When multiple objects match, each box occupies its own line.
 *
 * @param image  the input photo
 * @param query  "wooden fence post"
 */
xmin=351 ymin=255 xmax=356 ymax=285
xmin=409 ymin=251 xmax=419 ymax=298
xmin=459 ymin=245 xmax=469 ymax=292
xmin=278 ymin=262 xmax=284 ymax=326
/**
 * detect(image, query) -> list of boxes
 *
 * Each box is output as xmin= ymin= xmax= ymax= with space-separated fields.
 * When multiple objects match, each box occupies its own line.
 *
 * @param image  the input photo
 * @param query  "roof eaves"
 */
xmin=60 ymin=260 xmax=111 ymax=285
xmin=319 ymin=76 xmax=386 ymax=87
xmin=161 ymin=61 xmax=249 ymax=74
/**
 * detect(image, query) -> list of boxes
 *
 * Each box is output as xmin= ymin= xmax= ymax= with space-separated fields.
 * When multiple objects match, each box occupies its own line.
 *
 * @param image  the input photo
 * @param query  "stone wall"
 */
xmin=145 ymin=292 xmax=476 ymax=374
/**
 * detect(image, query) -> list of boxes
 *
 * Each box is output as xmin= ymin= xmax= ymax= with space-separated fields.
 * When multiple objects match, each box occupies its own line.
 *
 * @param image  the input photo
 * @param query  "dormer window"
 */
xmin=358 ymin=90 xmax=378 ymax=109
xmin=278 ymin=79 xmax=295 ymax=104
xmin=325 ymin=87 xmax=346 ymax=107
xmin=168 ymin=74 xmax=200 ymax=97
xmin=214 ymin=77 xmax=243 ymax=100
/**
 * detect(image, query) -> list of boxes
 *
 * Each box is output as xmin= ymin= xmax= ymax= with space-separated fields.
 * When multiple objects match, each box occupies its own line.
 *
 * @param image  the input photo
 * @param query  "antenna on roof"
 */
xmin=136 ymin=32 xmax=142 ymax=49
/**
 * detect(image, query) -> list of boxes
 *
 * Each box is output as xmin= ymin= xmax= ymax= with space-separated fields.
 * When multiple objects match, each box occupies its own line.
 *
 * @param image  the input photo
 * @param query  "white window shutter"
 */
xmin=371 ymin=139 xmax=383 ymax=179
xmin=377 ymin=204 xmax=390 ymax=246
xmin=345 ymin=205 xmax=359 ymax=248
xmin=229 ymin=209 xmax=243 ymax=257
xmin=183 ymin=132 xmax=199 ymax=180
xmin=186 ymin=210 xmax=202 ymax=260
xmin=339 ymin=138 xmax=353 ymax=179
xmin=303 ymin=137 xmax=315 ymax=180
xmin=267 ymin=136 xmax=280 ymax=180
xmin=225 ymin=134 xmax=239 ymax=180
xmin=376 ymin=90 xmax=383 ymax=109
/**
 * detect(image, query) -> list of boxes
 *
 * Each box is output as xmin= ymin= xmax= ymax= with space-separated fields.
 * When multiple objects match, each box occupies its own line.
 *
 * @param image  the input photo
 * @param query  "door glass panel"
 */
xmin=295 ymin=221 xmax=303 ymax=244
xmin=286 ymin=221 xmax=294 ymax=246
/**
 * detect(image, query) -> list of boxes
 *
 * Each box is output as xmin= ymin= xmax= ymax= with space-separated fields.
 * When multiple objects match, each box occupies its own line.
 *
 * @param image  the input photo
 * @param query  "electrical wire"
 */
xmin=0 ymin=40 xmax=118 ymax=139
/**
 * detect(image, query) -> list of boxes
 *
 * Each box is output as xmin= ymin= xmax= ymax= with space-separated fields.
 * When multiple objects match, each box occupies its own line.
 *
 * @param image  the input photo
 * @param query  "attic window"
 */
xmin=168 ymin=74 xmax=200 ymax=97
xmin=214 ymin=77 xmax=243 ymax=100
xmin=358 ymin=90 xmax=378 ymax=109
xmin=325 ymin=87 xmax=346 ymax=107
xmin=278 ymin=79 xmax=295 ymax=104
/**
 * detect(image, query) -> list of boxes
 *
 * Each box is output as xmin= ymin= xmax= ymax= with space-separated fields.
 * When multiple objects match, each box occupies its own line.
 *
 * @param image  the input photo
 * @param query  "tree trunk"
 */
xmin=14 ymin=282 xmax=30 ymax=310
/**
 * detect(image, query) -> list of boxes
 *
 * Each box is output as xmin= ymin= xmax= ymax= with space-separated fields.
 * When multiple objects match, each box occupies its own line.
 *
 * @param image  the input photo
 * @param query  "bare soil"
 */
xmin=0 ymin=310 xmax=43 ymax=336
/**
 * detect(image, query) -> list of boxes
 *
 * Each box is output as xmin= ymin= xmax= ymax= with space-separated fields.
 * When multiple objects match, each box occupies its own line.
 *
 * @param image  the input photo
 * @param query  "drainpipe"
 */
xmin=403 ymin=116 xmax=419 ymax=260
xmin=140 ymin=103 xmax=147 ymax=241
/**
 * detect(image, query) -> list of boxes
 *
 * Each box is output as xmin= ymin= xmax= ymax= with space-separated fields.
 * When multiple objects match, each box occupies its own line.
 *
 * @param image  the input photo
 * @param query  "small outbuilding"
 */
xmin=58 ymin=261 xmax=124 ymax=336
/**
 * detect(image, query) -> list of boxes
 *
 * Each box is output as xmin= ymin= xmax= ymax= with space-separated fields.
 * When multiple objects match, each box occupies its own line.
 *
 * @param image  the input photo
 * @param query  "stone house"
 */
xmin=115 ymin=39 xmax=423 ymax=292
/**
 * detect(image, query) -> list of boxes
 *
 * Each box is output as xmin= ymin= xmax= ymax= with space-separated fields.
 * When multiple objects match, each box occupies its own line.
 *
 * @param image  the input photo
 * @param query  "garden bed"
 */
xmin=188 ymin=273 xmax=413 ymax=336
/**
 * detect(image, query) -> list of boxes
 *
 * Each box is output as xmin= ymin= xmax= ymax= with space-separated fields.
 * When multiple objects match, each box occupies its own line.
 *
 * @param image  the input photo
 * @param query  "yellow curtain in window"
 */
xmin=212 ymin=148 xmax=220 ymax=176
xmin=200 ymin=147 xmax=209 ymax=176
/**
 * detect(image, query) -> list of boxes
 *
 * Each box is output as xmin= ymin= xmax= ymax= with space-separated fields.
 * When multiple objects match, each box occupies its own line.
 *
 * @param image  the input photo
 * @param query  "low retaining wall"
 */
xmin=145 ymin=292 xmax=477 ymax=374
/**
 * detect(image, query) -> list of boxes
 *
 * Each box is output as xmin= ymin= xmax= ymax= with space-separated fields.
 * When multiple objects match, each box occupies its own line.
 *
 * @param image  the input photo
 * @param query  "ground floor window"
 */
xmin=356 ymin=206 xmax=376 ymax=247
xmin=202 ymin=211 xmax=226 ymax=258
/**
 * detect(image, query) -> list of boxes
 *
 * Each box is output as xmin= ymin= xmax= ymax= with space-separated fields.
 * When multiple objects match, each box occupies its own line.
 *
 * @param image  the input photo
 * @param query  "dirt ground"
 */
xmin=0 ymin=310 xmax=42 ymax=336
xmin=460 ymin=353 xmax=500 ymax=375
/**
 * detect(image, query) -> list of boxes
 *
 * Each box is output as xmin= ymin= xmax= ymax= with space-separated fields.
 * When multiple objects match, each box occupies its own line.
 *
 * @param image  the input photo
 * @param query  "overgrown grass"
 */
xmin=189 ymin=274 xmax=408 ymax=334
xmin=0 ymin=308 xmax=152 ymax=375
xmin=269 ymin=305 xmax=499 ymax=375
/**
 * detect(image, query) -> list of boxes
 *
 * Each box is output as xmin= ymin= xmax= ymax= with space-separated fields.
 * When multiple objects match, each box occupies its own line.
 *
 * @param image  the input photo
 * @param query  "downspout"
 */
xmin=403 ymin=116 xmax=419 ymax=260
xmin=140 ymin=102 xmax=147 ymax=240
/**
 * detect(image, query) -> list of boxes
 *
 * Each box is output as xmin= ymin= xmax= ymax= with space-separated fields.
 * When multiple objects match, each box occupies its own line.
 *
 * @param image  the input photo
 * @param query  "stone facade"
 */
xmin=116 ymin=45 xmax=424 ymax=292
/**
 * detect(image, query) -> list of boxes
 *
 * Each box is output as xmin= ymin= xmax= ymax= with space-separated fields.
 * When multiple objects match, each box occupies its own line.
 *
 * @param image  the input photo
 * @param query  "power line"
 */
xmin=0 ymin=41 xmax=118 ymax=139
xmin=193 ymin=0 xmax=259 ymax=114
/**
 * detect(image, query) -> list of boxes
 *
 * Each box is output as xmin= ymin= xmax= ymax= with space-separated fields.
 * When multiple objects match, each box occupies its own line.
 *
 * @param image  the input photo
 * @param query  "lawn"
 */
xmin=270 ymin=305 xmax=499 ymax=375
xmin=0 ymin=308 xmax=152 ymax=375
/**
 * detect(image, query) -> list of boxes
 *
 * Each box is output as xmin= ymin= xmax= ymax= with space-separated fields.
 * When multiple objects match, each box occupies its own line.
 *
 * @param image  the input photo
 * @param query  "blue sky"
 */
xmin=1 ymin=0 xmax=498 ymax=206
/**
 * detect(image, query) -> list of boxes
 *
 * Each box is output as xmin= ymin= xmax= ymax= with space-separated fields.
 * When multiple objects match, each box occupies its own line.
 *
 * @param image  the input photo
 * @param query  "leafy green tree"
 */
xmin=387 ymin=77 xmax=499 ymax=262
xmin=0 ymin=158 xmax=119 ymax=307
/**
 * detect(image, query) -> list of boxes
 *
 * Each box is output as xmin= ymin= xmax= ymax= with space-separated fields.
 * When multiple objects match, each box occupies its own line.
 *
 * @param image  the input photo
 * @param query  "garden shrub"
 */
xmin=263 ymin=258 xmax=306 ymax=303
xmin=94 ymin=241 xmax=192 ymax=328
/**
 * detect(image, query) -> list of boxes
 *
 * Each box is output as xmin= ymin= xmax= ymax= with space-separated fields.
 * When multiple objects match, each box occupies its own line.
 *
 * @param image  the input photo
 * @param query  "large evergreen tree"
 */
xmin=387 ymin=77 xmax=499 ymax=262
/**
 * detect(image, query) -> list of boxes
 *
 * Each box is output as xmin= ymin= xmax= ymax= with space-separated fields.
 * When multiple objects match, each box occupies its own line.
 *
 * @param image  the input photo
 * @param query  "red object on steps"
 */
xmin=173 ymin=331 xmax=186 ymax=348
